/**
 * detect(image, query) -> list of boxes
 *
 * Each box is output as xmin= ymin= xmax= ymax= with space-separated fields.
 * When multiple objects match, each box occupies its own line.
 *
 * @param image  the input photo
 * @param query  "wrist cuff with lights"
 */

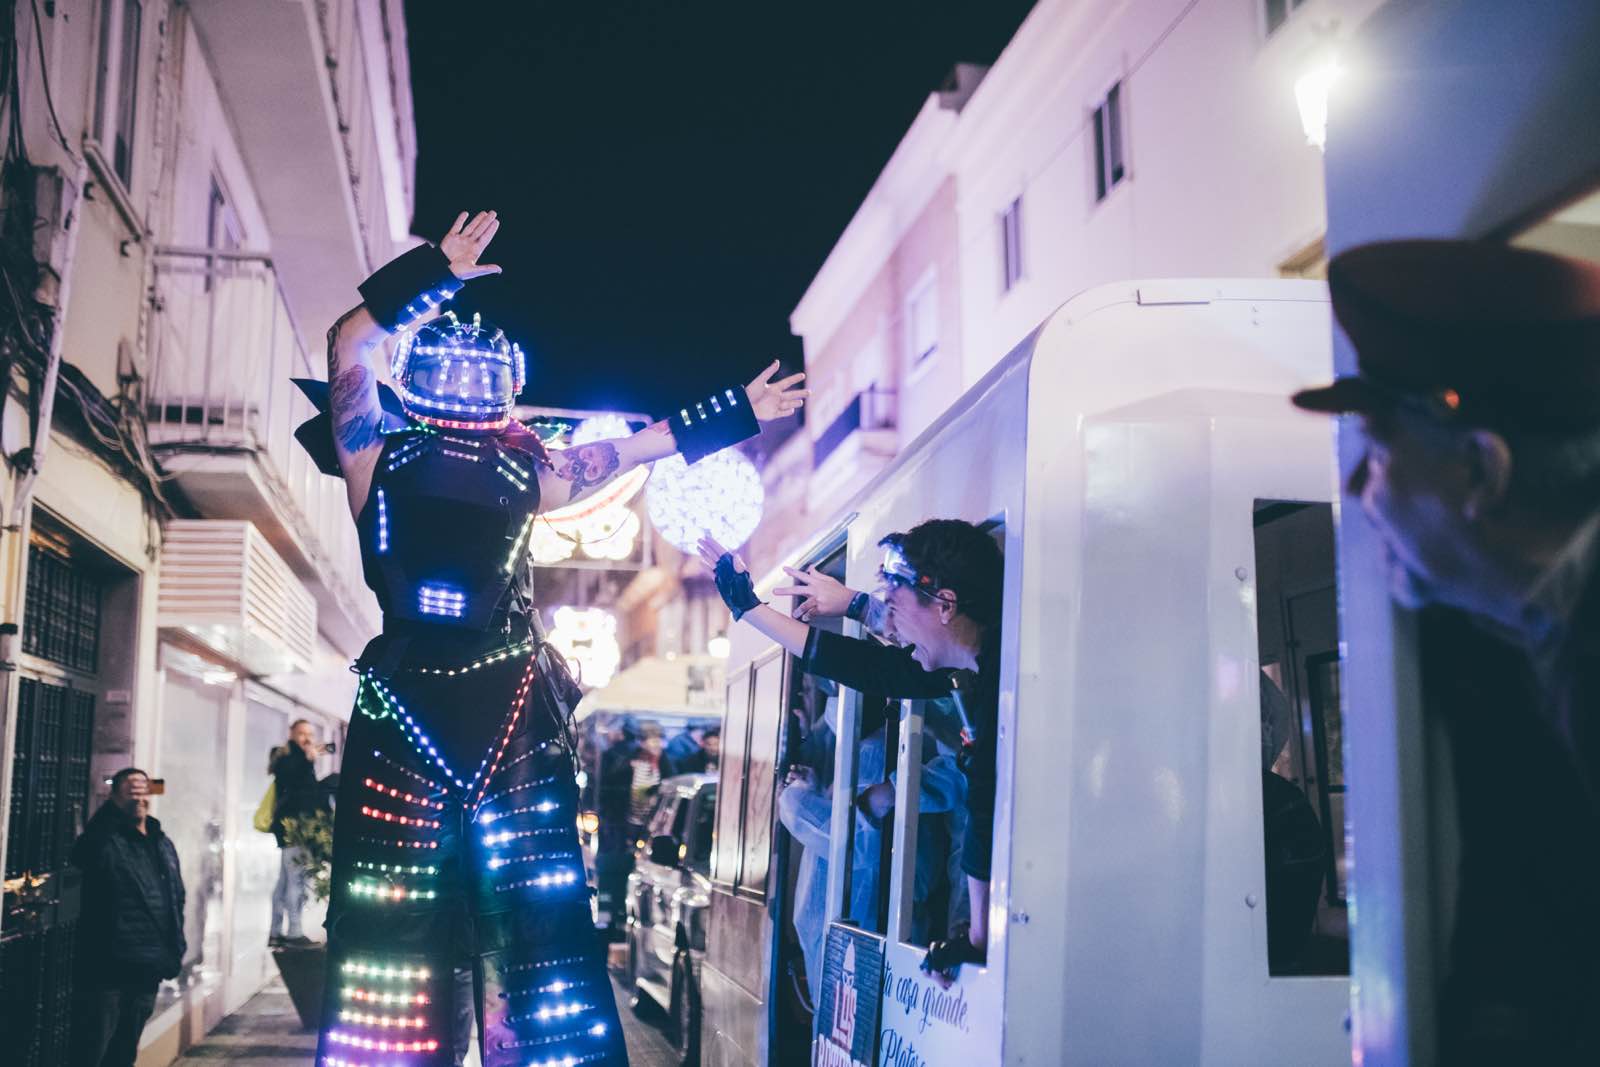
xmin=713 ymin=554 xmax=763 ymax=621
xmin=846 ymin=591 xmax=871 ymax=622
xmin=358 ymin=244 xmax=465 ymax=333
xmin=672 ymin=387 xmax=761 ymax=465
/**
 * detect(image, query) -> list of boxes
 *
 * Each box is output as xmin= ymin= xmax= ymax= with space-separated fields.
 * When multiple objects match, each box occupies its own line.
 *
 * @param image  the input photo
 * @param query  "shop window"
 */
xmin=94 ymin=0 xmax=143 ymax=189
xmin=712 ymin=667 xmax=752 ymax=885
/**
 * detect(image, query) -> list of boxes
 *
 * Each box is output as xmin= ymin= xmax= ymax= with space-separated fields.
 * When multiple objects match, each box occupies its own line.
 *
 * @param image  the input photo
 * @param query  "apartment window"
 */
xmin=93 ymin=0 xmax=143 ymax=189
xmin=1093 ymin=81 xmax=1126 ymax=202
xmin=905 ymin=272 xmax=939 ymax=366
xmin=999 ymin=198 xmax=1023 ymax=292
xmin=1264 ymin=0 xmax=1312 ymax=37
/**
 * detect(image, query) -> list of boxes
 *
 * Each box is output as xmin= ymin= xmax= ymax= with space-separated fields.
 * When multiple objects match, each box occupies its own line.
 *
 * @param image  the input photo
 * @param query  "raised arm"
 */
xmin=327 ymin=210 xmax=502 ymax=519
xmin=536 ymin=360 xmax=807 ymax=512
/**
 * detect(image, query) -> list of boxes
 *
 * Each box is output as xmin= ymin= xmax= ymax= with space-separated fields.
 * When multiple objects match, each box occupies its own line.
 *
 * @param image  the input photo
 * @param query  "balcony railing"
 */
xmin=813 ymin=387 xmax=897 ymax=469
xmin=147 ymin=247 xmax=377 ymax=651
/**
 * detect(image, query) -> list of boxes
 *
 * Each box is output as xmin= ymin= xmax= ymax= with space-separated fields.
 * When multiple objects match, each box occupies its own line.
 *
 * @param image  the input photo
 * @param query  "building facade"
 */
xmin=0 ymin=1 xmax=416 ymax=1063
xmin=750 ymin=0 xmax=1386 ymax=578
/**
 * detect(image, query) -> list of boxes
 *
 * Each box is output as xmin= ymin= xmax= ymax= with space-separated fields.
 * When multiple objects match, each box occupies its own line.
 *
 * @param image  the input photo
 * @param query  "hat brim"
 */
xmin=1290 ymin=376 xmax=1394 ymax=415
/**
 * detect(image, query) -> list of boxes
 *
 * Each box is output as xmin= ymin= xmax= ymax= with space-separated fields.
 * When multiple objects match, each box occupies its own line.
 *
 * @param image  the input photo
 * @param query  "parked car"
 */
xmin=625 ymin=772 xmax=716 ymax=1065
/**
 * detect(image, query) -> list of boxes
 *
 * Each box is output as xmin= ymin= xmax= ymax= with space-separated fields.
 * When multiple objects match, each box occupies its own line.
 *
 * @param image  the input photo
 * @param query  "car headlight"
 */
xmin=579 ymin=811 xmax=600 ymax=835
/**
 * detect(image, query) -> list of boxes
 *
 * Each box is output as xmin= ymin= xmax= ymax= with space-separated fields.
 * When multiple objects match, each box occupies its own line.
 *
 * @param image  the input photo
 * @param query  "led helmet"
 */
xmin=391 ymin=311 xmax=526 ymax=431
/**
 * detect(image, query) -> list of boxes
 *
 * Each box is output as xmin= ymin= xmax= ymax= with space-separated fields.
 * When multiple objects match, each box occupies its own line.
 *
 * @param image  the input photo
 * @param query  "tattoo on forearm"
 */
xmin=325 ymin=307 xmax=364 ymax=375
xmin=553 ymin=442 xmax=622 ymax=498
xmin=330 ymin=364 xmax=383 ymax=454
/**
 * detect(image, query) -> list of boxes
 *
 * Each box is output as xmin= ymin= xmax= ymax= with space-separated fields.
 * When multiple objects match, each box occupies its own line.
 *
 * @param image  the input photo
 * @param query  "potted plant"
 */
xmin=272 ymin=810 xmax=334 ymax=1030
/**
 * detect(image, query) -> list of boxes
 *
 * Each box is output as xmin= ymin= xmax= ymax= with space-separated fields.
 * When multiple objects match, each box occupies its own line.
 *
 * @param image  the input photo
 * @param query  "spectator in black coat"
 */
xmin=69 ymin=767 xmax=185 ymax=1067
xmin=1292 ymin=240 xmax=1600 ymax=1060
xmin=270 ymin=719 xmax=329 ymax=946
xmin=596 ymin=717 xmax=640 ymax=852
xmin=660 ymin=725 xmax=720 ymax=779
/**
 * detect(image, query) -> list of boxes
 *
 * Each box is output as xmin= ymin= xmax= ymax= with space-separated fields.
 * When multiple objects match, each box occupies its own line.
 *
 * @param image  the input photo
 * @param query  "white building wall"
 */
xmin=949 ymin=0 xmax=1385 ymax=388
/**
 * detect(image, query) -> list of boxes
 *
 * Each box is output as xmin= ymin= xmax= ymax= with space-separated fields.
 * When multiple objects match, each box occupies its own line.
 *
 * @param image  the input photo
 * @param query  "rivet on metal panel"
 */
xmin=1245 ymin=893 xmax=1259 ymax=908
xmin=1011 ymin=911 xmax=1030 ymax=925
xmin=1234 ymin=567 xmax=1248 ymax=581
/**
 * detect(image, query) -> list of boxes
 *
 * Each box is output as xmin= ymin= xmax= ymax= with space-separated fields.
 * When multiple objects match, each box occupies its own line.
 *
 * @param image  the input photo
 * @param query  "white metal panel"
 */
xmin=158 ymin=519 xmax=317 ymax=674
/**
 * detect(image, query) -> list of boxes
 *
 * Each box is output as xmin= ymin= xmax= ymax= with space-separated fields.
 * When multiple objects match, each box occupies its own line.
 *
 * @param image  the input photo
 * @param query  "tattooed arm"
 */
xmin=536 ymin=360 xmax=808 ymax=512
xmin=327 ymin=305 xmax=389 ymax=519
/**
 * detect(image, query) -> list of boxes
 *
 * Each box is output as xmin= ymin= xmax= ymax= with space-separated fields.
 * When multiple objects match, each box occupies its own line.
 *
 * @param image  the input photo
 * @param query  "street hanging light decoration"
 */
xmin=645 ymin=449 xmax=764 ymax=553
xmin=531 ymin=415 xmax=649 ymax=563
xmin=548 ymin=606 xmax=621 ymax=690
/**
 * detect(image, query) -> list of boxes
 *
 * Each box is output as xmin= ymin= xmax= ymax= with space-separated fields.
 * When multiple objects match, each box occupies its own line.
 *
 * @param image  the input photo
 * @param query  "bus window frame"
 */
xmin=711 ymin=664 xmax=754 ymax=888
xmin=736 ymin=646 xmax=788 ymax=903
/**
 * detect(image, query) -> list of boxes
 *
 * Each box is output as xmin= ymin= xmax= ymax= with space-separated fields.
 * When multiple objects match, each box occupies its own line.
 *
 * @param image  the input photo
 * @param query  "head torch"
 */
xmin=852 ymin=542 xmax=941 ymax=640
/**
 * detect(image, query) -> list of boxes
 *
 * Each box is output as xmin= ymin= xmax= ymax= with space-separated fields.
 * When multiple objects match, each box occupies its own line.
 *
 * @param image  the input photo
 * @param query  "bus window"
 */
xmin=713 ymin=667 xmax=752 ymax=886
xmin=739 ymin=649 xmax=786 ymax=898
xmin=1253 ymin=500 xmax=1350 ymax=977
xmin=689 ymin=786 xmax=716 ymax=876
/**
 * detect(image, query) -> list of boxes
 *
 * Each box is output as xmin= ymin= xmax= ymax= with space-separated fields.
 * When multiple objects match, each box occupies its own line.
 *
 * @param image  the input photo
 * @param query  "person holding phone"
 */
xmin=269 ymin=719 xmax=331 ymax=946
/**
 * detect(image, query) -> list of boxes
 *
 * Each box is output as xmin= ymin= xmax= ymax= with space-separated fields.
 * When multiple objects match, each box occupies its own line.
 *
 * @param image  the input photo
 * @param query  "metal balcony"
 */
xmin=147 ymin=247 xmax=378 ymax=657
xmin=812 ymin=387 xmax=898 ymax=469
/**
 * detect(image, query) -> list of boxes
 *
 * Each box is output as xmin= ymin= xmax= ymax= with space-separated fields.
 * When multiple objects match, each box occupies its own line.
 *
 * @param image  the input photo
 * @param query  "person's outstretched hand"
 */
xmin=772 ymin=565 xmax=852 ymax=622
xmin=696 ymin=534 xmax=746 ymax=574
xmin=439 ymin=210 xmax=502 ymax=280
xmin=744 ymin=361 xmax=808 ymax=422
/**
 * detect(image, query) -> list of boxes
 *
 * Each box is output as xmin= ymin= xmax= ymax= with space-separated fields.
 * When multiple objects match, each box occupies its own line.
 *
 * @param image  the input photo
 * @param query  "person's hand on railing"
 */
xmin=439 ymin=210 xmax=502 ymax=280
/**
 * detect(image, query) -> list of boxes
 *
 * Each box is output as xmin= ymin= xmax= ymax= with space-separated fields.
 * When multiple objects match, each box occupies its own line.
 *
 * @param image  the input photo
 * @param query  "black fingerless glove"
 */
xmin=358 ymin=244 xmax=465 ymax=332
xmin=713 ymin=554 xmax=762 ymax=621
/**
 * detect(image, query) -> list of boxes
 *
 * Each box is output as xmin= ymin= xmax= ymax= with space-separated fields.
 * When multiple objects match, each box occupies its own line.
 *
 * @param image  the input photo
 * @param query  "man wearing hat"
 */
xmin=1293 ymin=239 xmax=1600 ymax=1061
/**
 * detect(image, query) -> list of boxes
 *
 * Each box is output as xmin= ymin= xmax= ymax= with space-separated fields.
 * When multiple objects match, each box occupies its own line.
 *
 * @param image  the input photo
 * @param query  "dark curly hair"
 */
xmin=879 ymin=519 xmax=1004 ymax=629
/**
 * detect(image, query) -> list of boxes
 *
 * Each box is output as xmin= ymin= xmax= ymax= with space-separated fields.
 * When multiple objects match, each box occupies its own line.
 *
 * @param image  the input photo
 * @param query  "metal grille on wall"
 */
xmin=21 ymin=542 xmax=102 ymax=673
xmin=2 ymin=539 xmax=104 ymax=1067
xmin=4 ymin=679 xmax=97 ymax=878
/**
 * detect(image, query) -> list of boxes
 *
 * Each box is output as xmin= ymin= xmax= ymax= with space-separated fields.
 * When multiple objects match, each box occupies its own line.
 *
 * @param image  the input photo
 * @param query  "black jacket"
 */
xmin=1425 ymin=558 xmax=1600 ymax=1063
xmin=799 ymin=628 xmax=1000 ymax=881
xmin=271 ymin=745 xmax=329 ymax=846
xmin=70 ymin=802 xmax=186 ymax=984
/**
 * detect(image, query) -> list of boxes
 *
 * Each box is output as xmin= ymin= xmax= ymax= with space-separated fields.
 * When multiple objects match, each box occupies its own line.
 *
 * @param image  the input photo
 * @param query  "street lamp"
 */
xmin=1294 ymin=26 xmax=1344 ymax=152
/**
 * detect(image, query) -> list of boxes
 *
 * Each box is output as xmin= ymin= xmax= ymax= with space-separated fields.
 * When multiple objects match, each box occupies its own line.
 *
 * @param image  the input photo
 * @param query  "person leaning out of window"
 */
xmin=699 ymin=518 xmax=1003 ymax=983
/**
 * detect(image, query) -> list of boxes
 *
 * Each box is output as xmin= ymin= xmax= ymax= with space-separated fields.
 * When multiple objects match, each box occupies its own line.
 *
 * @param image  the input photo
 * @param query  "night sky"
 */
xmin=403 ymin=0 xmax=1037 ymax=416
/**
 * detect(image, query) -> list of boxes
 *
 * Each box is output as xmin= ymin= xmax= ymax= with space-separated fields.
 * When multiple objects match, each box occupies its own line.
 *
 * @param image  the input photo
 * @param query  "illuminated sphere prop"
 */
xmin=646 ymin=450 xmax=764 ymax=553
xmin=571 ymin=414 xmax=633 ymax=445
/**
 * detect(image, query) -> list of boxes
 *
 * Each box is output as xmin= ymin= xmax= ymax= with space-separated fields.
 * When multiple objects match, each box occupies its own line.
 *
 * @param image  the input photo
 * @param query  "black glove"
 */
xmin=713 ymin=553 xmax=762 ymax=621
xmin=922 ymin=923 xmax=985 ymax=981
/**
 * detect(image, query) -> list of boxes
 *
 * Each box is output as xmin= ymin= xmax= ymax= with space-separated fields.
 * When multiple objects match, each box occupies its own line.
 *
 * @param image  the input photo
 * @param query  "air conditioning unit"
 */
xmin=158 ymin=520 xmax=317 ymax=675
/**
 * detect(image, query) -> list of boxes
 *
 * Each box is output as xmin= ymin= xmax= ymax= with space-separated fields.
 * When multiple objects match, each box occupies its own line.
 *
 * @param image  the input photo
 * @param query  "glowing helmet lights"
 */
xmin=392 ymin=311 xmax=526 ymax=430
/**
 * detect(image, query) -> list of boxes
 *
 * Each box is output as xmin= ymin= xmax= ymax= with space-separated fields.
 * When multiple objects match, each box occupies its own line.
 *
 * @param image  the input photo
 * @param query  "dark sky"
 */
xmin=403 ymin=0 xmax=1036 ymax=416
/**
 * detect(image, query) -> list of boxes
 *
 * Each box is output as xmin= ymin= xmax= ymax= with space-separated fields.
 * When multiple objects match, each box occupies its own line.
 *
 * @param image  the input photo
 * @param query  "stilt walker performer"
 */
xmin=296 ymin=211 xmax=807 ymax=1065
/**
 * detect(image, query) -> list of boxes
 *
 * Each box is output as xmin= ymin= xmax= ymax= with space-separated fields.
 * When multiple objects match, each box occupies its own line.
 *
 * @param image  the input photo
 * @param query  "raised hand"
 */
xmin=696 ymin=534 xmax=745 ymax=575
xmin=744 ymin=360 xmax=808 ymax=423
xmin=772 ymin=565 xmax=852 ymax=622
xmin=439 ymin=210 xmax=502 ymax=280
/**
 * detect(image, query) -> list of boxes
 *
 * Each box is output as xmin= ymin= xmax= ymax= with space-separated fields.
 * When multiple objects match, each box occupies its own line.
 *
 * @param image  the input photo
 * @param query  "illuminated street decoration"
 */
xmin=527 ymin=414 xmax=649 ymax=564
xmin=547 ymin=606 xmax=621 ymax=689
xmin=646 ymin=449 xmax=764 ymax=552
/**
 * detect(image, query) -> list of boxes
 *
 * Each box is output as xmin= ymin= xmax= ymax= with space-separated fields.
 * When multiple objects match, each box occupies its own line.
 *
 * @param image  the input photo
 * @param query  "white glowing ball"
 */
xmin=646 ymin=450 xmax=764 ymax=553
xmin=707 ymin=635 xmax=731 ymax=659
xmin=548 ymin=606 xmax=621 ymax=690
xmin=571 ymin=414 xmax=633 ymax=445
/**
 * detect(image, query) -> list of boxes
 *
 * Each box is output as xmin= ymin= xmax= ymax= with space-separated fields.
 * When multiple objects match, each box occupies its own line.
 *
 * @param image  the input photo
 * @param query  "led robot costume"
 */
xmin=294 ymin=243 xmax=761 ymax=1067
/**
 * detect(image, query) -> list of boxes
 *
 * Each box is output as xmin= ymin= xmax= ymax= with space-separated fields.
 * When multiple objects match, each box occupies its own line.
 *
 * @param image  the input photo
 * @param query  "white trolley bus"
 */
xmin=698 ymin=277 xmax=1352 ymax=1066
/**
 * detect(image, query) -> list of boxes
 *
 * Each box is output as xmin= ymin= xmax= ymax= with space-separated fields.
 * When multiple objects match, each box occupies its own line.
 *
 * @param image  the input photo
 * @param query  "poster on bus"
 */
xmin=814 ymin=924 xmax=886 ymax=1067
xmin=876 ymin=939 xmax=1003 ymax=1067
